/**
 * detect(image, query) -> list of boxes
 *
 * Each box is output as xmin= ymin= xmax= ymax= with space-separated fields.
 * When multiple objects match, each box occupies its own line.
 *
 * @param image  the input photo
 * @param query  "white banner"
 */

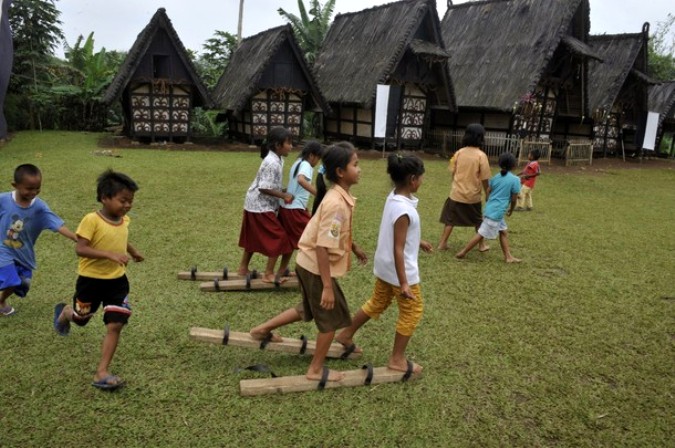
xmin=374 ymin=84 xmax=390 ymax=138
xmin=642 ymin=111 xmax=659 ymax=150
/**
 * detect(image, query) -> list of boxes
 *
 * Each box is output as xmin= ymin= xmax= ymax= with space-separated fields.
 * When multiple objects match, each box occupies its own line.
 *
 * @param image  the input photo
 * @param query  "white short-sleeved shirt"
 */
xmin=282 ymin=159 xmax=313 ymax=210
xmin=244 ymin=152 xmax=284 ymax=213
xmin=373 ymin=191 xmax=421 ymax=286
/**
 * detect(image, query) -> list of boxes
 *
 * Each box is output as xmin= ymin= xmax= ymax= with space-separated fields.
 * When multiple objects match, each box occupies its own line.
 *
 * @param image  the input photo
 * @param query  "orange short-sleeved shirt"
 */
xmin=296 ymin=185 xmax=355 ymax=278
xmin=449 ymin=146 xmax=490 ymax=204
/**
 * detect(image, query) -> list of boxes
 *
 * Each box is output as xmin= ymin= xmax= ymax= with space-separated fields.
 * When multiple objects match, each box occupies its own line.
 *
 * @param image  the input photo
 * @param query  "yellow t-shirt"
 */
xmin=296 ymin=185 xmax=355 ymax=278
xmin=76 ymin=212 xmax=129 ymax=279
xmin=449 ymin=146 xmax=491 ymax=204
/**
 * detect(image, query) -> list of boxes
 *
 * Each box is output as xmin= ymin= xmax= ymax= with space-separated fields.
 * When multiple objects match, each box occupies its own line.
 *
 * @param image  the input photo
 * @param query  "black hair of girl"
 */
xmin=293 ymin=141 xmax=325 ymax=177
xmin=260 ymin=126 xmax=293 ymax=159
xmin=530 ymin=148 xmax=541 ymax=160
xmin=498 ymin=152 xmax=517 ymax=176
xmin=96 ymin=169 xmax=139 ymax=202
xmin=387 ymin=153 xmax=425 ymax=187
xmin=322 ymin=141 xmax=355 ymax=184
xmin=461 ymin=123 xmax=486 ymax=148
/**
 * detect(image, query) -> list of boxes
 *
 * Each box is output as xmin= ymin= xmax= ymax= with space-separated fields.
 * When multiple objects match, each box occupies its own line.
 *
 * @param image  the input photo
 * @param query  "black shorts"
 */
xmin=72 ymin=275 xmax=131 ymax=326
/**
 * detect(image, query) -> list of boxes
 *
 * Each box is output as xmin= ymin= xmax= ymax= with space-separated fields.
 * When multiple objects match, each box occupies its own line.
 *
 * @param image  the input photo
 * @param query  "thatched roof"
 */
xmin=101 ymin=8 xmax=210 ymax=107
xmin=441 ymin=0 xmax=590 ymax=111
xmin=212 ymin=25 xmax=329 ymax=115
xmin=313 ymin=0 xmax=455 ymax=110
xmin=649 ymin=81 xmax=675 ymax=126
xmin=588 ymin=32 xmax=649 ymax=113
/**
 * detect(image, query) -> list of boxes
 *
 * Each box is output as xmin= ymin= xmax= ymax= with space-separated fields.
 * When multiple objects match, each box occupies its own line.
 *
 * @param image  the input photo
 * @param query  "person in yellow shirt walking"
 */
xmin=53 ymin=170 xmax=143 ymax=391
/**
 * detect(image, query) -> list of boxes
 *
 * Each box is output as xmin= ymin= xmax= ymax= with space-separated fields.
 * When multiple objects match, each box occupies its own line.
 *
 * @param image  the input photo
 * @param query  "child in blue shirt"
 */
xmin=455 ymin=153 xmax=521 ymax=263
xmin=0 ymin=164 xmax=77 ymax=316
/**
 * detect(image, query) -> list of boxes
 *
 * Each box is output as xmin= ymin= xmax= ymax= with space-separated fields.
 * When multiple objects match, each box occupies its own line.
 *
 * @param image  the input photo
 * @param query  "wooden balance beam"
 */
xmin=177 ymin=266 xmax=260 ymax=282
xmin=189 ymin=327 xmax=362 ymax=360
xmin=239 ymin=364 xmax=421 ymax=396
xmin=199 ymin=276 xmax=299 ymax=292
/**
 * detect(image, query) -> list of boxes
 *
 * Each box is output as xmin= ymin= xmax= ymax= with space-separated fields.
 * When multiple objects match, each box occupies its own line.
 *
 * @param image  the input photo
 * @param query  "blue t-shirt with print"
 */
xmin=484 ymin=172 xmax=521 ymax=221
xmin=0 ymin=192 xmax=64 ymax=270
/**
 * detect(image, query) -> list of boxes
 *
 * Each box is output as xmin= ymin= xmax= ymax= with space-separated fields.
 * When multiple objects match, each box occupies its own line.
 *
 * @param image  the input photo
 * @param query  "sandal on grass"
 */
xmin=0 ymin=306 xmax=16 ymax=316
xmin=53 ymin=303 xmax=70 ymax=336
xmin=92 ymin=375 xmax=125 ymax=391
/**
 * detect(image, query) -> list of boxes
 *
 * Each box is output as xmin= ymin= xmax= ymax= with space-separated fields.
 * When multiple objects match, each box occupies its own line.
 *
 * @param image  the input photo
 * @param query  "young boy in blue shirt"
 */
xmin=0 ymin=164 xmax=77 ymax=316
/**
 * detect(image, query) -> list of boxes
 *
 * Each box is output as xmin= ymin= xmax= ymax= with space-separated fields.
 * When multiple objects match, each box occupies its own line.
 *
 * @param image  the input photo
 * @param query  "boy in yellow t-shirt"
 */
xmin=53 ymin=170 xmax=143 ymax=391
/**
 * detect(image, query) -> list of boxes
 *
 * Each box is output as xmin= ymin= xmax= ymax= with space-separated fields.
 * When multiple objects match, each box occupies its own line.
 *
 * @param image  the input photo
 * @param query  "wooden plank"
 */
xmin=239 ymin=366 xmax=421 ymax=396
xmin=189 ymin=327 xmax=361 ymax=360
xmin=199 ymin=277 xmax=299 ymax=292
xmin=177 ymin=269 xmax=258 ymax=281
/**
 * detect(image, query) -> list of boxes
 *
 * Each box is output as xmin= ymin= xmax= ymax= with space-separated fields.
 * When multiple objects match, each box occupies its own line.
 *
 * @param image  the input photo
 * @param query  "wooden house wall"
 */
xmin=124 ymin=28 xmax=196 ymax=140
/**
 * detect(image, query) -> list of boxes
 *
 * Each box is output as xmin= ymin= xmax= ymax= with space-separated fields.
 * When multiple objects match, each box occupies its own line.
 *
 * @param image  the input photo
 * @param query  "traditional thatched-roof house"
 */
xmin=648 ymin=81 xmax=675 ymax=154
xmin=101 ymin=8 xmax=211 ymax=141
xmin=212 ymin=25 xmax=329 ymax=143
xmin=313 ymin=0 xmax=456 ymax=148
xmin=588 ymin=24 xmax=652 ymax=156
xmin=436 ymin=0 xmax=600 ymax=145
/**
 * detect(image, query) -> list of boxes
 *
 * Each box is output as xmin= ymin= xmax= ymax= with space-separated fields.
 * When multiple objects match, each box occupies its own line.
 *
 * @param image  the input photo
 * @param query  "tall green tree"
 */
xmin=278 ymin=0 xmax=335 ymax=63
xmin=8 ymin=0 xmax=63 ymax=130
xmin=648 ymin=14 xmax=675 ymax=81
xmin=195 ymin=30 xmax=237 ymax=90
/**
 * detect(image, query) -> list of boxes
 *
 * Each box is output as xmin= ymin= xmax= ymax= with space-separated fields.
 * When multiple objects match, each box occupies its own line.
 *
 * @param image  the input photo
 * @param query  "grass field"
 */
xmin=1 ymin=131 xmax=673 ymax=447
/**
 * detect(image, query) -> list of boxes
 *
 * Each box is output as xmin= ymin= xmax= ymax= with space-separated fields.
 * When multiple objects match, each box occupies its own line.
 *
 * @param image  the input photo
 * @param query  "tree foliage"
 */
xmin=648 ymin=14 xmax=675 ymax=81
xmin=8 ymin=0 xmax=64 ymax=130
xmin=278 ymin=0 xmax=335 ymax=63
xmin=193 ymin=30 xmax=238 ymax=90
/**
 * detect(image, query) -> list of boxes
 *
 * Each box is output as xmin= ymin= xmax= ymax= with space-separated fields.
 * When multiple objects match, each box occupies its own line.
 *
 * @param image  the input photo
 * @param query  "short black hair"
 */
xmin=96 ymin=169 xmax=139 ymax=202
xmin=461 ymin=123 xmax=485 ymax=148
xmin=13 ymin=164 xmax=41 ymax=183
xmin=530 ymin=149 xmax=541 ymax=160
xmin=387 ymin=153 xmax=425 ymax=186
xmin=260 ymin=127 xmax=293 ymax=159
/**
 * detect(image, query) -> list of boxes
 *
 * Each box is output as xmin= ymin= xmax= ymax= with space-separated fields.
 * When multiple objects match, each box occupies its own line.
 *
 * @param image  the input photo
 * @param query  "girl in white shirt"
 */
xmin=337 ymin=153 xmax=432 ymax=375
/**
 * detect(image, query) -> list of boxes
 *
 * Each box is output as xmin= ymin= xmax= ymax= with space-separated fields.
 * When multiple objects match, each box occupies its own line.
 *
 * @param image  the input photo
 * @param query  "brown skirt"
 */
xmin=238 ymin=210 xmax=293 ymax=257
xmin=439 ymin=198 xmax=483 ymax=227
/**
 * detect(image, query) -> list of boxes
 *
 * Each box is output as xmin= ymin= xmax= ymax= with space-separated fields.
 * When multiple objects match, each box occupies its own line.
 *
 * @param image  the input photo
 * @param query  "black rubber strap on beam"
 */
xmin=402 ymin=360 xmax=414 ymax=382
xmin=299 ymin=335 xmax=308 ymax=355
xmin=190 ymin=266 xmax=197 ymax=281
xmin=236 ymin=364 xmax=277 ymax=378
xmin=214 ymin=278 xmax=220 ymax=292
xmin=317 ymin=366 xmax=329 ymax=391
xmin=361 ymin=363 xmax=374 ymax=386
xmin=222 ymin=324 xmax=230 ymax=345
xmin=259 ymin=332 xmax=274 ymax=350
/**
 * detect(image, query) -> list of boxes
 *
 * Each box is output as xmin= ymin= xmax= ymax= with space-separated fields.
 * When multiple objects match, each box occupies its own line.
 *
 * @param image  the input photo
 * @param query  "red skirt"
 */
xmin=238 ymin=211 xmax=292 ymax=257
xmin=278 ymin=207 xmax=311 ymax=249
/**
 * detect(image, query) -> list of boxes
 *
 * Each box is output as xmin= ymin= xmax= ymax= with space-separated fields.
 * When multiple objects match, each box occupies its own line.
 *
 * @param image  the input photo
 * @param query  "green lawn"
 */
xmin=1 ymin=131 xmax=673 ymax=447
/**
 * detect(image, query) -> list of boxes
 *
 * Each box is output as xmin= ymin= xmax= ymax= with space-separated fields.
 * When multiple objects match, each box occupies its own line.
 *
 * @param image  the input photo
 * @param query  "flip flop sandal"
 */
xmin=92 ymin=375 xmax=125 ymax=391
xmin=0 ymin=306 xmax=16 ymax=316
xmin=53 ymin=303 xmax=70 ymax=336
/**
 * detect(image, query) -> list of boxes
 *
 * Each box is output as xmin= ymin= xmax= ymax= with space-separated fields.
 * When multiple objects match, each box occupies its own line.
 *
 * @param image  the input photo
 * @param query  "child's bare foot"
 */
xmin=237 ymin=267 xmax=249 ymax=276
xmin=478 ymin=244 xmax=490 ymax=252
xmin=306 ymin=367 xmax=344 ymax=382
xmin=249 ymin=327 xmax=283 ymax=343
xmin=437 ymin=244 xmax=449 ymax=251
xmin=505 ymin=257 xmax=521 ymax=263
xmin=261 ymin=273 xmax=278 ymax=284
xmin=388 ymin=359 xmax=423 ymax=374
xmin=455 ymin=251 xmax=466 ymax=259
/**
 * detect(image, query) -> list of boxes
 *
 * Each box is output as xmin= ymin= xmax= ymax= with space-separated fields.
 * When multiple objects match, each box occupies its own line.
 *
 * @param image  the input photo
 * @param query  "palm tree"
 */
xmin=278 ymin=0 xmax=335 ymax=63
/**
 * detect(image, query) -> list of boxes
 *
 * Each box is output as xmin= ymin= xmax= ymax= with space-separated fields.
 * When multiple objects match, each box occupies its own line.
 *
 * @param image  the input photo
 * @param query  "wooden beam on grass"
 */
xmin=239 ymin=366 xmax=421 ymax=396
xmin=189 ymin=327 xmax=362 ymax=360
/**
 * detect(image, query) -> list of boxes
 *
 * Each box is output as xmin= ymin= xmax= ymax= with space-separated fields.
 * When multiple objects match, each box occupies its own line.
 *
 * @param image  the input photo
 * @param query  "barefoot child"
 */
xmin=336 ymin=154 xmax=432 ymax=375
xmin=238 ymin=126 xmax=294 ymax=284
xmin=53 ymin=170 xmax=144 ymax=390
xmin=0 ymin=164 xmax=77 ymax=316
xmin=515 ymin=148 xmax=541 ymax=211
xmin=277 ymin=141 xmax=325 ymax=276
xmin=456 ymin=152 xmax=521 ymax=263
xmin=250 ymin=142 xmax=368 ymax=383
